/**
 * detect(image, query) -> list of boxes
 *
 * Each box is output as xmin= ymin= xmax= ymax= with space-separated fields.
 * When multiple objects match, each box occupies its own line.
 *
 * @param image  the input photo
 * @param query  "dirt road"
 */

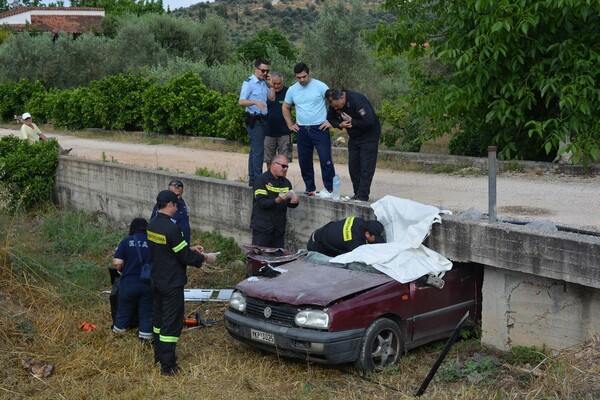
xmin=2 ymin=128 xmax=599 ymax=232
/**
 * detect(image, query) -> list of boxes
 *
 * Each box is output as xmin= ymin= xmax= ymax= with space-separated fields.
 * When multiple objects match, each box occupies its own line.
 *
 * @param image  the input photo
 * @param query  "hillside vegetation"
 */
xmin=173 ymin=0 xmax=395 ymax=45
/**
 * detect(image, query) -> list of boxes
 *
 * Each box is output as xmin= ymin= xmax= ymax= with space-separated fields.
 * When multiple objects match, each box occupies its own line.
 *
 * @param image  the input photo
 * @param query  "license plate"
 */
xmin=251 ymin=329 xmax=275 ymax=344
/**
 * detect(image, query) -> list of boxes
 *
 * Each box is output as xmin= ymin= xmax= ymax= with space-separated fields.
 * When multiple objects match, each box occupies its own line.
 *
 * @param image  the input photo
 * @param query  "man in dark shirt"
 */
xmin=250 ymin=154 xmax=299 ymax=248
xmin=264 ymin=72 xmax=293 ymax=169
xmin=307 ymin=216 xmax=385 ymax=257
xmin=326 ymin=89 xmax=381 ymax=201
xmin=147 ymin=190 xmax=218 ymax=375
xmin=150 ymin=179 xmax=191 ymax=246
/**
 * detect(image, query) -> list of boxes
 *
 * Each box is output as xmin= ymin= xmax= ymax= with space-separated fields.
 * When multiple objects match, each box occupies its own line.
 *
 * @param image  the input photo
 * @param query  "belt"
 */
xmin=245 ymin=113 xmax=268 ymax=122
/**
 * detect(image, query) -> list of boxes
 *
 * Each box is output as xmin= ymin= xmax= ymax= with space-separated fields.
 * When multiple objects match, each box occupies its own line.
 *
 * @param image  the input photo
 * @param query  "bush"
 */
xmin=213 ymin=92 xmax=246 ymax=143
xmin=379 ymin=99 xmax=423 ymax=152
xmin=0 ymin=79 xmax=47 ymax=122
xmin=0 ymin=135 xmax=59 ymax=211
xmin=141 ymin=72 xmax=221 ymax=135
xmin=449 ymin=130 xmax=487 ymax=157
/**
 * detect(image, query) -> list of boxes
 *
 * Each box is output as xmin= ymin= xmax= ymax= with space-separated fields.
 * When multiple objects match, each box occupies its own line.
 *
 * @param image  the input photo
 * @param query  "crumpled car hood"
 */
xmin=235 ymin=259 xmax=394 ymax=306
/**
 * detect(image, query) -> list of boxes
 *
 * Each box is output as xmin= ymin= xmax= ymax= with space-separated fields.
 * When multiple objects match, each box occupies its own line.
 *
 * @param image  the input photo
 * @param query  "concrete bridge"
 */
xmin=54 ymin=156 xmax=600 ymax=352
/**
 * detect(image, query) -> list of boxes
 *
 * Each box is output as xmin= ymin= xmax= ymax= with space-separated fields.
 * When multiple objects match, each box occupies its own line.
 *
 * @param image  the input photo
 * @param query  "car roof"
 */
xmin=236 ymin=258 xmax=395 ymax=306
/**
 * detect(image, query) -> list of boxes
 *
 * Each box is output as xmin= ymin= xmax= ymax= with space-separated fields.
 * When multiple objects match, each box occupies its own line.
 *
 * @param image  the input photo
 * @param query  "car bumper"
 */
xmin=224 ymin=310 xmax=364 ymax=364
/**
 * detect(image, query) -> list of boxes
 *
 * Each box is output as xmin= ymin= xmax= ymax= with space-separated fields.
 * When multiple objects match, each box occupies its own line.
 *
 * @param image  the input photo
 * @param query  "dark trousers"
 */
xmin=246 ymin=121 xmax=265 ymax=185
xmin=115 ymin=281 xmax=153 ymax=338
xmin=297 ymin=125 xmax=335 ymax=192
xmin=348 ymin=138 xmax=379 ymax=200
xmin=152 ymin=285 xmax=184 ymax=373
xmin=252 ymin=230 xmax=285 ymax=248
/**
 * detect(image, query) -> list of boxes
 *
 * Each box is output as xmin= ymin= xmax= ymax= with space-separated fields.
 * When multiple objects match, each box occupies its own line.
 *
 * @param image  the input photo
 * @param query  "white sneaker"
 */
xmin=317 ymin=189 xmax=332 ymax=199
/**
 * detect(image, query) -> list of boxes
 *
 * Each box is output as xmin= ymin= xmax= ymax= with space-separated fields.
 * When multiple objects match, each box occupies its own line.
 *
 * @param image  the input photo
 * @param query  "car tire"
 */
xmin=354 ymin=318 xmax=404 ymax=372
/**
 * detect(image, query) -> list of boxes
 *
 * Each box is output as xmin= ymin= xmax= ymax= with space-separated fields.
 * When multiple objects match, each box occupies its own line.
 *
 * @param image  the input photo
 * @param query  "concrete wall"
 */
xmin=55 ymin=157 xmax=377 ymax=248
xmin=55 ymin=157 xmax=600 ymax=352
xmin=482 ymin=267 xmax=600 ymax=351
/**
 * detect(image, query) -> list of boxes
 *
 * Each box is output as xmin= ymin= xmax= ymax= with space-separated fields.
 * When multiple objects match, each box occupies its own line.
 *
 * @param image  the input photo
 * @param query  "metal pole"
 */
xmin=488 ymin=146 xmax=497 ymax=223
xmin=414 ymin=311 xmax=470 ymax=397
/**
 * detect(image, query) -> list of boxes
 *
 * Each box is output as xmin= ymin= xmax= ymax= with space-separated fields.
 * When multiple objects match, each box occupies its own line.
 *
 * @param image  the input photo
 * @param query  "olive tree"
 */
xmin=300 ymin=0 xmax=377 ymax=103
xmin=372 ymin=0 xmax=600 ymax=164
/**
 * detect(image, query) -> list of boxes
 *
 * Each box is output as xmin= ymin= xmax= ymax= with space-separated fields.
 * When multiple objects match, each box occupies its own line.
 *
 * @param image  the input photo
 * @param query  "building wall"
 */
xmin=0 ymin=9 xmax=104 ymax=25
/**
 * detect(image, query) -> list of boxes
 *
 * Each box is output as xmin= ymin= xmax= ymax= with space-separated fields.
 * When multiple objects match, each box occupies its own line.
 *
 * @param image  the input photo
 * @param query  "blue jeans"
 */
xmin=115 ymin=281 xmax=153 ymax=338
xmin=246 ymin=120 xmax=265 ymax=184
xmin=297 ymin=125 xmax=335 ymax=192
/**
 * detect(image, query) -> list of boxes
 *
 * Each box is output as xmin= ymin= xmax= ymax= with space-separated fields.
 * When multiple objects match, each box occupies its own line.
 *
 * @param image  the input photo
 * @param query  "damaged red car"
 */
xmin=224 ymin=253 xmax=483 ymax=372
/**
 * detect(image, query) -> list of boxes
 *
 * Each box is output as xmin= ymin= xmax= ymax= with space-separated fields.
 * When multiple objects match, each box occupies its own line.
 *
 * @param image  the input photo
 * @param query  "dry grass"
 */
xmin=1 ymin=211 xmax=599 ymax=399
xmin=2 ymin=268 xmax=599 ymax=399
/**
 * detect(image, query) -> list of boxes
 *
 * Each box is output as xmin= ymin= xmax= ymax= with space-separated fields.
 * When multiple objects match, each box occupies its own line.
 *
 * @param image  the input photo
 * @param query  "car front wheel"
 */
xmin=355 ymin=318 xmax=404 ymax=372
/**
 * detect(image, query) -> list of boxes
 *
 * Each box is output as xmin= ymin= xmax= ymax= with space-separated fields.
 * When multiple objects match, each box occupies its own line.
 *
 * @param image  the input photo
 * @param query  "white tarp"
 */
xmin=330 ymin=195 xmax=453 ymax=283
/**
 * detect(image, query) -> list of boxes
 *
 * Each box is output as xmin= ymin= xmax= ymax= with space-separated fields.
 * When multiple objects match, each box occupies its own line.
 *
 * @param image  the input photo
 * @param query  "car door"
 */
xmin=408 ymin=264 xmax=478 ymax=342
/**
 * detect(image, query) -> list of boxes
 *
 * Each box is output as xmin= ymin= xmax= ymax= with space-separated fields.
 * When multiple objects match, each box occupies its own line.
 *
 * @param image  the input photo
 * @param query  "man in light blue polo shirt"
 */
xmin=239 ymin=58 xmax=270 ymax=187
xmin=282 ymin=62 xmax=335 ymax=196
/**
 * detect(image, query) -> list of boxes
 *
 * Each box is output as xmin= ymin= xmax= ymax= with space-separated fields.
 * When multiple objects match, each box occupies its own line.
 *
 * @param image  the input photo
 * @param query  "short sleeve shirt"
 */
xmin=283 ymin=78 xmax=329 ymax=126
xmin=239 ymin=75 xmax=269 ymax=115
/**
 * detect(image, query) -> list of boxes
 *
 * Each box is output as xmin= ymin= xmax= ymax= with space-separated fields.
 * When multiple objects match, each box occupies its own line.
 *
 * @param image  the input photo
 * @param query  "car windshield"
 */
xmin=304 ymin=251 xmax=382 ymax=274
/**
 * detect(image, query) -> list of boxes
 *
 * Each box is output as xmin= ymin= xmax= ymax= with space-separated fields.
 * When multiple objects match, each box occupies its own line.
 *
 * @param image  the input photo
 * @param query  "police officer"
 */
xmin=307 ymin=216 xmax=385 ymax=257
xmin=325 ymin=89 xmax=381 ymax=201
xmin=251 ymin=154 xmax=299 ymax=248
xmin=150 ymin=179 xmax=191 ymax=245
xmin=147 ymin=190 xmax=218 ymax=375
xmin=239 ymin=58 xmax=270 ymax=187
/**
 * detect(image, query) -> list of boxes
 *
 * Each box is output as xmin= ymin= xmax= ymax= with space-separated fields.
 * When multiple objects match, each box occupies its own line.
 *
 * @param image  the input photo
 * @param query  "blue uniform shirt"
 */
xmin=114 ymin=232 xmax=151 ymax=285
xmin=239 ymin=75 xmax=269 ymax=115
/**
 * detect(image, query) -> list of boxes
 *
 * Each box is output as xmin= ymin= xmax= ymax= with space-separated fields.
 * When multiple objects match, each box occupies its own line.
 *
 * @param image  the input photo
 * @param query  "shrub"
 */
xmin=379 ymin=99 xmax=423 ymax=152
xmin=0 ymin=135 xmax=59 ymax=211
xmin=213 ymin=92 xmax=247 ymax=143
xmin=141 ymin=72 xmax=221 ymax=135
xmin=0 ymin=79 xmax=47 ymax=122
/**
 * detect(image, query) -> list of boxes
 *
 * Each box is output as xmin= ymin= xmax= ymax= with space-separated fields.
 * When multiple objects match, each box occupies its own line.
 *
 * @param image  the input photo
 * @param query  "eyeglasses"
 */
xmin=274 ymin=161 xmax=288 ymax=169
xmin=169 ymin=181 xmax=183 ymax=188
xmin=256 ymin=68 xmax=270 ymax=74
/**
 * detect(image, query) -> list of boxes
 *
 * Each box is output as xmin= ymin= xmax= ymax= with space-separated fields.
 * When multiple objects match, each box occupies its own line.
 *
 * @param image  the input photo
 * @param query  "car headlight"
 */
xmin=295 ymin=309 xmax=330 ymax=329
xmin=229 ymin=291 xmax=246 ymax=312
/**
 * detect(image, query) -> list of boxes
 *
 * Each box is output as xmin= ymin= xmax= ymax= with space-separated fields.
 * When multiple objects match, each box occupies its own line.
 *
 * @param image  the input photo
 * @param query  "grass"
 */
xmin=195 ymin=166 xmax=228 ymax=180
xmin=1 ymin=208 xmax=599 ymax=399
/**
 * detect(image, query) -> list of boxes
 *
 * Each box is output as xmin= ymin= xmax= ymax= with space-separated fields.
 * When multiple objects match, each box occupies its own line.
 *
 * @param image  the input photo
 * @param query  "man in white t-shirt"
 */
xmin=19 ymin=112 xmax=72 ymax=155
xmin=282 ymin=63 xmax=336 ymax=196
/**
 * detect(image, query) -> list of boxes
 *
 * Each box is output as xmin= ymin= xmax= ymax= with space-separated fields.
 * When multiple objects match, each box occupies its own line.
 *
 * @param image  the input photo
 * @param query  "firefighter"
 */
xmin=250 ymin=154 xmax=299 ymax=248
xmin=307 ymin=216 xmax=385 ymax=257
xmin=147 ymin=190 xmax=218 ymax=375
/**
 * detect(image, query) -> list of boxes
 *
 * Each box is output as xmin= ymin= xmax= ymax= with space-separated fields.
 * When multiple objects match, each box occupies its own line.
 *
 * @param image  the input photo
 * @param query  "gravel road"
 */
xmin=2 ymin=128 xmax=598 ymax=233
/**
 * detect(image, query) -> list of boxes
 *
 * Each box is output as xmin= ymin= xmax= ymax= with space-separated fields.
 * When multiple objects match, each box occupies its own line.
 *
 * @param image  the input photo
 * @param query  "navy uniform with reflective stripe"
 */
xmin=250 ymin=169 xmax=298 ymax=248
xmin=147 ymin=212 xmax=205 ymax=374
xmin=150 ymin=197 xmax=191 ymax=247
xmin=307 ymin=216 xmax=369 ymax=257
xmin=327 ymin=90 xmax=381 ymax=200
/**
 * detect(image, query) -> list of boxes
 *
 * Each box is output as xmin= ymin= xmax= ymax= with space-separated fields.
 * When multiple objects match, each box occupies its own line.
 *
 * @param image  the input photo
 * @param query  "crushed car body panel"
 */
xmin=235 ymin=259 xmax=394 ymax=306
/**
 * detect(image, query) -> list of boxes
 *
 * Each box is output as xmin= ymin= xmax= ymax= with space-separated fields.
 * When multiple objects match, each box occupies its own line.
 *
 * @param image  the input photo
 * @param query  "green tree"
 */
xmin=237 ymin=28 xmax=297 ymax=62
xmin=372 ymin=0 xmax=600 ymax=164
xmin=300 ymin=0 xmax=378 ymax=103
